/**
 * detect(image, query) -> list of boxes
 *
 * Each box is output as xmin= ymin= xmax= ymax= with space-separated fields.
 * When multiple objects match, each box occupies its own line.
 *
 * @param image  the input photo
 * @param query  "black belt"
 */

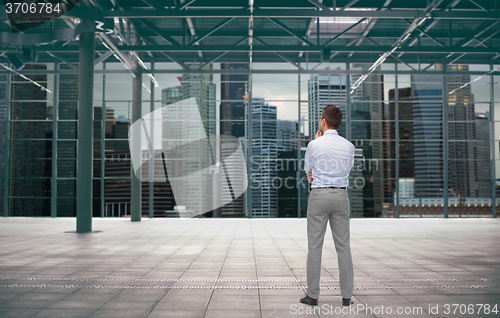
xmin=317 ymin=187 xmax=346 ymax=189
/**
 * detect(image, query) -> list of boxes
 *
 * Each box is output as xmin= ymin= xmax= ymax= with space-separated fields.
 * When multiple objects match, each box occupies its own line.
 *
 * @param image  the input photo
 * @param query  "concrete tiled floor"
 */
xmin=0 ymin=218 xmax=499 ymax=318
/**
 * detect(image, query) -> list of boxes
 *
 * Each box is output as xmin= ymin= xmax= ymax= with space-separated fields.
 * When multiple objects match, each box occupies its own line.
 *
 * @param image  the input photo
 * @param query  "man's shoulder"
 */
xmin=308 ymin=135 xmax=354 ymax=149
xmin=334 ymin=135 xmax=355 ymax=149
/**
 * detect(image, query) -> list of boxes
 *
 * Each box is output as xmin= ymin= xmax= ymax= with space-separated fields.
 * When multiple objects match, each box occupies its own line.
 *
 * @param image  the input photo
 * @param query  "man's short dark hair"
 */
xmin=321 ymin=105 xmax=342 ymax=129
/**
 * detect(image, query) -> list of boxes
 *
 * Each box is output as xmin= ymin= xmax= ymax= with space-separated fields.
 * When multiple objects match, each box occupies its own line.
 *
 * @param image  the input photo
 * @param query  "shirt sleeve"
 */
xmin=304 ymin=143 xmax=313 ymax=174
xmin=347 ymin=144 xmax=355 ymax=172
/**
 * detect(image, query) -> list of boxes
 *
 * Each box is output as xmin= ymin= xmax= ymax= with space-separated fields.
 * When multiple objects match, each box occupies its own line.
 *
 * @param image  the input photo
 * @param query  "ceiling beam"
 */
xmin=187 ymin=18 xmax=235 ymax=46
xmin=136 ymin=18 xmax=182 ymax=46
xmin=402 ymin=19 xmax=446 ymax=47
xmin=178 ymin=0 xmax=196 ymax=10
xmin=142 ymin=0 xmax=167 ymax=11
xmin=268 ymin=18 xmax=314 ymax=46
xmin=196 ymin=51 xmax=228 ymax=69
xmin=339 ymin=0 xmax=360 ymax=11
xmin=47 ymin=52 xmax=77 ymax=70
xmin=98 ymin=34 xmax=139 ymax=73
xmin=94 ymin=51 xmax=114 ymax=66
xmin=454 ymin=21 xmax=499 ymax=47
xmin=323 ymin=18 xmax=366 ymax=47
xmin=308 ymin=0 xmax=330 ymax=11
xmin=273 ymin=52 xmax=304 ymax=69
xmin=3 ymin=67 xmax=499 ymax=76
xmin=468 ymin=0 xmax=488 ymax=12
xmin=31 ymin=44 xmax=500 ymax=54
xmin=104 ymin=9 xmax=500 ymax=19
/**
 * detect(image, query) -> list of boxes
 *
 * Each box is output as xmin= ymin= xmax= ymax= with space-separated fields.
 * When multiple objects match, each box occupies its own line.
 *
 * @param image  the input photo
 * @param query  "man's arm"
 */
xmin=347 ymin=144 xmax=355 ymax=172
xmin=304 ymin=143 xmax=313 ymax=175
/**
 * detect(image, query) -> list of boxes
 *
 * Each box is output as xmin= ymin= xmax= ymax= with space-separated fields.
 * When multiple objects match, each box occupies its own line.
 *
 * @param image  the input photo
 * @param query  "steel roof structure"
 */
xmin=0 ymin=0 xmax=499 ymax=73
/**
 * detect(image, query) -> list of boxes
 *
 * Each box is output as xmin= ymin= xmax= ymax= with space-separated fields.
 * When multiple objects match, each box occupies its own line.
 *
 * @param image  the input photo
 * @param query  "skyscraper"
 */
xmin=218 ymin=64 xmax=249 ymax=217
xmin=220 ymin=63 xmax=248 ymax=138
xmin=245 ymin=98 xmax=278 ymax=218
xmin=7 ymin=64 xmax=49 ymax=216
xmin=182 ymin=63 xmax=216 ymax=137
xmin=276 ymin=121 xmax=307 ymax=218
xmin=308 ymin=71 xmax=347 ymax=138
xmin=349 ymin=148 xmax=364 ymax=217
xmin=475 ymin=112 xmax=492 ymax=198
xmin=442 ymin=64 xmax=479 ymax=198
xmin=389 ymin=87 xmax=414 ymax=179
xmin=162 ymin=85 xmax=183 ymax=106
xmin=411 ymin=74 xmax=444 ymax=197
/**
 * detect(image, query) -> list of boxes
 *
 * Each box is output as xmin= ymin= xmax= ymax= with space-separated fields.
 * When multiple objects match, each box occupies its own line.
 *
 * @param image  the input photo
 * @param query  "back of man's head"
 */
xmin=322 ymin=105 xmax=342 ymax=130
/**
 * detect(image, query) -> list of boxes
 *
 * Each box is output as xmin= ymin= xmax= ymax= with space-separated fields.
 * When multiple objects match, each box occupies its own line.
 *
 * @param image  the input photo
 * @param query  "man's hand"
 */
xmin=315 ymin=130 xmax=323 ymax=139
xmin=307 ymin=173 xmax=313 ymax=183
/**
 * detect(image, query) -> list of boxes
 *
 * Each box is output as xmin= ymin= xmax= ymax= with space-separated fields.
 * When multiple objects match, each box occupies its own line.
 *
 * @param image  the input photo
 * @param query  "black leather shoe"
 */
xmin=300 ymin=294 xmax=318 ymax=306
xmin=342 ymin=298 xmax=354 ymax=306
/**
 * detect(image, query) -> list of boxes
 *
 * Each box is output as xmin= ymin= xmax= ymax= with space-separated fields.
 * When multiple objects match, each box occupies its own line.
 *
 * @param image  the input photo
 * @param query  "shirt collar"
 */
xmin=323 ymin=129 xmax=338 ymax=135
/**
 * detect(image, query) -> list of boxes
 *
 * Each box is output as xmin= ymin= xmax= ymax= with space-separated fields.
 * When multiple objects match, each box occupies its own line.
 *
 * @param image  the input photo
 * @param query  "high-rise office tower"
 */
xmin=353 ymin=65 xmax=384 ymax=216
xmin=475 ymin=112 xmax=492 ymax=198
xmin=349 ymin=148 xmax=364 ymax=217
xmin=178 ymin=64 xmax=216 ymax=216
xmin=56 ymin=63 xmax=79 ymax=216
xmin=162 ymin=85 xmax=183 ymax=106
xmin=441 ymin=64 xmax=479 ymax=198
xmin=182 ymin=63 xmax=216 ymax=137
xmin=245 ymin=98 xmax=278 ymax=218
xmin=308 ymin=71 xmax=347 ymax=138
xmin=276 ymin=121 xmax=306 ymax=217
xmin=219 ymin=137 xmax=246 ymax=217
xmin=411 ymin=74 xmax=444 ymax=196
xmin=218 ymin=64 xmax=249 ymax=217
xmin=7 ymin=64 xmax=49 ymax=216
xmin=220 ymin=63 xmax=248 ymax=138
xmin=277 ymin=121 xmax=299 ymax=151
xmin=388 ymin=87 xmax=414 ymax=179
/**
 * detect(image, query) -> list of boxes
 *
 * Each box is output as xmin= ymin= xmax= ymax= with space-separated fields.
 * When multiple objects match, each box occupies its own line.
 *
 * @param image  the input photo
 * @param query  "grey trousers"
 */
xmin=306 ymin=188 xmax=354 ymax=299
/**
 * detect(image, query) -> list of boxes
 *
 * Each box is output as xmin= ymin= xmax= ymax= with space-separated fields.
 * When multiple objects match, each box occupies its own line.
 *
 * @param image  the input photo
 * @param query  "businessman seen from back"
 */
xmin=300 ymin=105 xmax=355 ymax=307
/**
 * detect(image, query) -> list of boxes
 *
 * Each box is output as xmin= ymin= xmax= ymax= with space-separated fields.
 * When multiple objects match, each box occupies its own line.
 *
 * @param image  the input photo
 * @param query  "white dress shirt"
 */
xmin=304 ymin=129 xmax=355 ymax=188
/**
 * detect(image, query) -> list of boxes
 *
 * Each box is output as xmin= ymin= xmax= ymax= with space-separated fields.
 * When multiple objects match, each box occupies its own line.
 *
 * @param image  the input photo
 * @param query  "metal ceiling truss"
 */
xmin=0 ymin=0 xmax=498 ymax=67
xmin=2 ymin=67 xmax=499 ymax=76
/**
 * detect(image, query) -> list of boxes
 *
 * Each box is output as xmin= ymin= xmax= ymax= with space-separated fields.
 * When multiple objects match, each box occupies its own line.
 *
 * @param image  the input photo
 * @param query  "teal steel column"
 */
xmin=346 ymin=63 xmax=352 ymax=214
xmin=3 ymin=69 xmax=11 ymax=217
xmin=395 ymin=63 xmax=400 ymax=218
xmin=149 ymin=61 xmax=154 ymax=218
xmin=131 ymin=70 xmax=142 ymax=222
xmin=491 ymin=63 xmax=496 ymax=218
xmin=297 ymin=71 xmax=301 ymax=219
xmin=247 ymin=63 xmax=253 ymax=218
xmin=76 ymin=31 xmax=95 ymax=233
xmin=51 ymin=62 xmax=59 ymax=217
xmin=101 ymin=62 xmax=106 ymax=218
xmin=442 ymin=66 xmax=449 ymax=218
